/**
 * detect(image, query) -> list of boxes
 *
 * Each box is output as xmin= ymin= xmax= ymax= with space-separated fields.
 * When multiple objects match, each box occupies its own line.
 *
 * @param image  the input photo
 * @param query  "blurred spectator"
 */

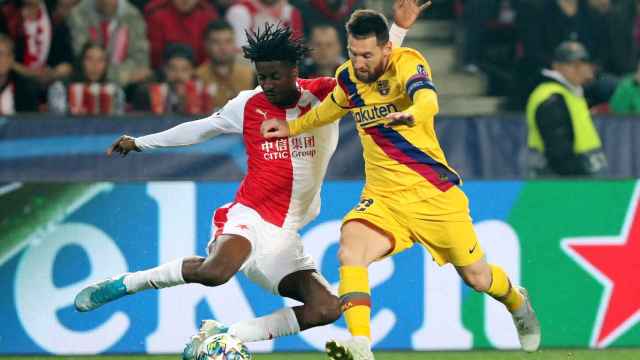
xmin=135 ymin=43 xmax=210 ymax=115
xmin=460 ymin=0 xmax=500 ymax=73
xmin=513 ymin=0 xmax=599 ymax=108
xmin=48 ymin=42 xmax=125 ymax=115
xmin=145 ymin=0 xmax=219 ymax=69
xmin=526 ymin=41 xmax=607 ymax=177
xmin=609 ymin=61 xmax=640 ymax=114
xmin=52 ymin=0 xmax=80 ymax=22
xmin=0 ymin=7 xmax=9 ymax=34
xmin=299 ymin=24 xmax=344 ymax=78
xmin=211 ymin=0 xmax=234 ymax=15
xmin=195 ymin=19 xmax=254 ymax=111
xmin=1 ymin=0 xmax=73 ymax=85
xmin=0 ymin=34 xmax=39 ymax=114
xmin=290 ymin=0 xmax=363 ymax=49
xmin=68 ymin=0 xmax=151 ymax=86
xmin=226 ymin=0 xmax=303 ymax=48
xmin=606 ymin=0 xmax=640 ymax=76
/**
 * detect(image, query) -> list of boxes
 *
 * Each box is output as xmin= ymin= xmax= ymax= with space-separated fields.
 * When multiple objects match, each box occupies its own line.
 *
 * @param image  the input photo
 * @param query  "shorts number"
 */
xmin=354 ymin=198 xmax=374 ymax=212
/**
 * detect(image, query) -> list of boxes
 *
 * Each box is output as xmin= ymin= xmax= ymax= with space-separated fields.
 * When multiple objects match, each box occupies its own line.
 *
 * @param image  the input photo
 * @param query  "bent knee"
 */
xmin=308 ymin=296 xmax=341 ymax=325
xmin=337 ymin=245 xmax=360 ymax=266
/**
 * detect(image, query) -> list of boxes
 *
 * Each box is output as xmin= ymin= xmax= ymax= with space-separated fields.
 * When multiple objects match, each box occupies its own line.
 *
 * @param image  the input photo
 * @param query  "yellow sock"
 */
xmin=487 ymin=264 xmax=524 ymax=313
xmin=339 ymin=266 xmax=371 ymax=339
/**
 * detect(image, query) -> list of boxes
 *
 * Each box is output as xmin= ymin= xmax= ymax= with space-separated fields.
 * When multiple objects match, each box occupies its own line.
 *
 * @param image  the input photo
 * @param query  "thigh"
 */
xmin=409 ymin=188 xmax=483 ymax=266
xmin=414 ymin=219 xmax=484 ymax=266
xmin=342 ymin=195 xmax=413 ymax=263
xmin=246 ymin=229 xmax=317 ymax=295
xmin=207 ymin=203 xmax=260 ymax=271
xmin=199 ymin=233 xmax=252 ymax=274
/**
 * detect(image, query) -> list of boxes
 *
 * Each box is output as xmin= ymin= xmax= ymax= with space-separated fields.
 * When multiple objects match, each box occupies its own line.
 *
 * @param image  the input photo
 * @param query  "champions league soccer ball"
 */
xmin=197 ymin=333 xmax=252 ymax=360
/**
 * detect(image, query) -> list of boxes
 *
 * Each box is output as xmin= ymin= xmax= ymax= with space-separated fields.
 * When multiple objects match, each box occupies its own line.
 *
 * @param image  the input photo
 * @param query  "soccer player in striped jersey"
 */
xmin=73 ymin=2 xmax=427 ymax=358
xmin=262 ymin=7 xmax=541 ymax=360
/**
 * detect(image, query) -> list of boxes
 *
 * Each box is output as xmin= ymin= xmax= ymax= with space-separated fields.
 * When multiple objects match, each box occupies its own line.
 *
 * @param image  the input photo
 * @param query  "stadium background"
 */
xmin=1 ymin=0 xmax=640 ymax=358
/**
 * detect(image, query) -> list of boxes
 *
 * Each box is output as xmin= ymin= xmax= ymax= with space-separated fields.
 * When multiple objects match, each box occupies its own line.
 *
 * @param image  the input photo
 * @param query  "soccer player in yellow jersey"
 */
xmin=262 ymin=7 xmax=541 ymax=360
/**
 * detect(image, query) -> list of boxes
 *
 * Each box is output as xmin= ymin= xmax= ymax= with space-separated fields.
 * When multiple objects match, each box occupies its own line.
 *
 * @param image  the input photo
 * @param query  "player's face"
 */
xmin=206 ymin=29 xmax=236 ymax=65
xmin=165 ymin=57 xmax=194 ymax=85
xmin=310 ymin=27 xmax=342 ymax=68
xmin=255 ymin=61 xmax=299 ymax=107
xmin=347 ymin=35 xmax=392 ymax=83
xmin=83 ymin=46 xmax=108 ymax=82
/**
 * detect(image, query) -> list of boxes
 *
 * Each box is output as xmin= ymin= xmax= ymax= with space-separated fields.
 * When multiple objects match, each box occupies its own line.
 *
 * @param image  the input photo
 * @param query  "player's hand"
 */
xmin=261 ymin=119 xmax=290 ymax=139
xmin=107 ymin=135 xmax=141 ymax=157
xmin=385 ymin=112 xmax=416 ymax=128
xmin=393 ymin=0 xmax=432 ymax=29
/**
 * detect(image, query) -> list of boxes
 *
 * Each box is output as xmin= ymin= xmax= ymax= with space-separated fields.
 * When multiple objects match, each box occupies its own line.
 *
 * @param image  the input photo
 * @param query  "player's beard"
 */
xmin=355 ymin=61 xmax=385 ymax=83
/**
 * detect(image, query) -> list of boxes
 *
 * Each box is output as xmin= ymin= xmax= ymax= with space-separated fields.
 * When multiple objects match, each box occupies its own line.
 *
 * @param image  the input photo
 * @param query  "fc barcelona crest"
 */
xmin=377 ymin=80 xmax=390 ymax=96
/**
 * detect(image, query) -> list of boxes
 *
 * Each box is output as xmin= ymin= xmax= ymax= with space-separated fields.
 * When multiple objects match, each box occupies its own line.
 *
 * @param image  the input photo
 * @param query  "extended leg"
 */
xmin=74 ymin=234 xmax=251 ymax=312
xmin=457 ymin=257 xmax=541 ymax=352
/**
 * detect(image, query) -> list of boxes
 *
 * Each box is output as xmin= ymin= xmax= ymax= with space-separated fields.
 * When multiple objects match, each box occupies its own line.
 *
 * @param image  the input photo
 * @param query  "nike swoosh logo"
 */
xmin=469 ymin=242 xmax=478 ymax=254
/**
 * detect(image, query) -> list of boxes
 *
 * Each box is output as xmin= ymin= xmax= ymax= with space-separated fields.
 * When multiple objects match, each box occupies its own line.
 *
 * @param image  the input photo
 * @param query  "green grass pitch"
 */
xmin=3 ymin=349 xmax=640 ymax=360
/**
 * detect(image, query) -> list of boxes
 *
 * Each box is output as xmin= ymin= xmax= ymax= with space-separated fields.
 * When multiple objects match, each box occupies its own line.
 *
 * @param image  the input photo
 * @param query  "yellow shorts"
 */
xmin=342 ymin=186 xmax=483 ymax=267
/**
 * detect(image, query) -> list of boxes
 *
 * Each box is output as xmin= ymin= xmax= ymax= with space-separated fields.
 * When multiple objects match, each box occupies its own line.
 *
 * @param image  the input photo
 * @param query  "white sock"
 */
xmin=123 ymin=258 xmax=185 ymax=293
xmin=353 ymin=335 xmax=372 ymax=348
xmin=228 ymin=308 xmax=300 ymax=342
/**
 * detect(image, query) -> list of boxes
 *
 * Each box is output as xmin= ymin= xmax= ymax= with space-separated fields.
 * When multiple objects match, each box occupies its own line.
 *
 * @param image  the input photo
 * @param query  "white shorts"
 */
xmin=207 ymin=202 xmax=316 ymax=295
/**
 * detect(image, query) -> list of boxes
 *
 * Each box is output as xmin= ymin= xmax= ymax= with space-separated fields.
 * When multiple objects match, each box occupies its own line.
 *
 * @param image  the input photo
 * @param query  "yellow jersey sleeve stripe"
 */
xmin=337 ymin=68 xmax=365 ymax=107
xmin=364 ymin=125 xmax=461 ymax=191
xmin=406 ymin=73 xmax=437 ymax=99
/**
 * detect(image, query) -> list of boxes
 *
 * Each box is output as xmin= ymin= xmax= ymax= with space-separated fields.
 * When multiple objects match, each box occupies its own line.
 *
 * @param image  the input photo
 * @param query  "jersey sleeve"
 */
xmin=135 ymin=92 xmax=246 ymax=150
xmin=389 ymin=23 xmax=408 ymax=48
xmin=287 ymin=86 xmax=349 ymax=136
xmin=395 ymin=50 xmax=439 ymax=121
xmin=396 ymin=51 xmax=437 ymax=102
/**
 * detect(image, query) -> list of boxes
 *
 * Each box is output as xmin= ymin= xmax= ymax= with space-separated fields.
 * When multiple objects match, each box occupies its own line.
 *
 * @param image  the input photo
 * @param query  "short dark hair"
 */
xmin=242 ymin=22 xmax=309 ymax=65
xmin=164 ymin=43 xmax=196 ymax=65
xmin=346 ymin=10 xmax=389 ymax=45
xmin=204 ymin=19 xmax=233 ymax=38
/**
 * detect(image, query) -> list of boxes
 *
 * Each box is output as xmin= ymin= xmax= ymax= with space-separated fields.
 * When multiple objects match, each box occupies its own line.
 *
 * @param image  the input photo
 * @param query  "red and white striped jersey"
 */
xmin=202 ymin=77 xmax=338 ymax=230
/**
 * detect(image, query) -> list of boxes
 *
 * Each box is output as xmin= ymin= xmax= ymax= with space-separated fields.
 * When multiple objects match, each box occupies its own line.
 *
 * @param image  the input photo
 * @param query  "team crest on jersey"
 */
xmin=376 ymin=80 xmax=390 ymax=96
xmin=417 ymin=64 xmax=427 ymax=75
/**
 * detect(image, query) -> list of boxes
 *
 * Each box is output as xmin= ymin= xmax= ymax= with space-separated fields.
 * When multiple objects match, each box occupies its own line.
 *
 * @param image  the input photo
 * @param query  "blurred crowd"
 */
xmin=0 ymin=0 xmax=361 ymax=115
xmin=457 ymin=0 xmax=640 ymax=114
xmin=0 ymin=0 xmax=638 ymax=116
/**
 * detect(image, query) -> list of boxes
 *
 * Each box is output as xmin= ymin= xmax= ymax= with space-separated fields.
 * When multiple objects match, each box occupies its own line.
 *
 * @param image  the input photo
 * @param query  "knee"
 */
xmin=337 ymin=245 xmax=359 ymax=266
xmin=337 ymin=230 xmax=366 ymax=266
xmin=308 ymin=295 xmax=341 ymax=326
xmin=463 ymin=272 xmax=492 ymax=293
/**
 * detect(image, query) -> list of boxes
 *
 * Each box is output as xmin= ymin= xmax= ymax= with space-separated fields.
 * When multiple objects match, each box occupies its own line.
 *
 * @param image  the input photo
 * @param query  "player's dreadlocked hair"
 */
xmin=242 ymin=23 xmax=309 ymax=65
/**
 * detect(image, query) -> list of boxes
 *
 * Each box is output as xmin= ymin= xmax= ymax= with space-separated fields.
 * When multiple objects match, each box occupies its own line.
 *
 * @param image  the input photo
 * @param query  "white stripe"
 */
xmin=0 ymin=182 xmax=22 ymax=196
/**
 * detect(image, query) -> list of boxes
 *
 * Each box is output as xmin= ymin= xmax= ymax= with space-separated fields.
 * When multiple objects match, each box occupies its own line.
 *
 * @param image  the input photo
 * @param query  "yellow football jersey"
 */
xmin=289 ymin=47 xmax=460 ymax=199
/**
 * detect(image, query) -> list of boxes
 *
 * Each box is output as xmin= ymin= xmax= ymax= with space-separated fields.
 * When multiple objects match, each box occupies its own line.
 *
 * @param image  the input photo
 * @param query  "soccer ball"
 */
xmin=197 ymin=333 xmax=252 ymax=360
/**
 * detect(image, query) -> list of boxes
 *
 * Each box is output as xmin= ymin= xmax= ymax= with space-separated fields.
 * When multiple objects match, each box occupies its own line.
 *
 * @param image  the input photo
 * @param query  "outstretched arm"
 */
xmin=383 ymin=51 xmax=439 ymax=128
xmin=107 ymin=117 xmax=231 ymax=157
xmin=108 ymin=99 xmax=244 ymax=156
xmin=261 ymin=93 xmax=349 ymax=139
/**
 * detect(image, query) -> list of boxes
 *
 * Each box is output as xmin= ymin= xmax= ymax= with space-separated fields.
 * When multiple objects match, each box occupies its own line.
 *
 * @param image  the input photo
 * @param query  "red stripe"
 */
xmin=341 ymin=298 xmax=371 ymax=312
xmin=212 ymin=202 xmax=236 ymax=238
xmin=337 ymin=78 xmax=353 ymax=107
xmin=365 ymin=127 xmax=453 ymax=192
